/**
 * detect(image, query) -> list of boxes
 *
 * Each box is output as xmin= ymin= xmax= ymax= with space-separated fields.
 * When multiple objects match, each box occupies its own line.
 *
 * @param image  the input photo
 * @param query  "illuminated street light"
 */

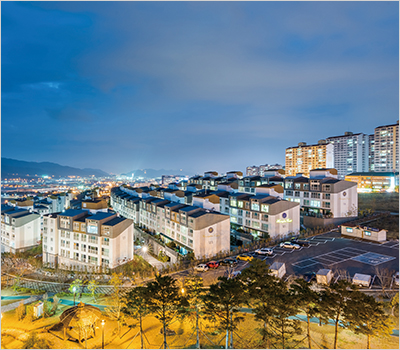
xmin=101 ymin=319 xmax=105 ymax=349
xmin=142 ymin=246 xmax=148 ymax=253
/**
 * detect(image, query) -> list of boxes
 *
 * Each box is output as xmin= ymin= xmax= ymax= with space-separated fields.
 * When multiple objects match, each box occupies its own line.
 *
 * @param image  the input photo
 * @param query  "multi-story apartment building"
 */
xmin=161 ymin=175 xmax=189 ymax=186
xmin=283 ymin=169 xmax=358 ymax=219
xmin=138 ymin=197 xmax=230 ymax=258
xmin=1 ymin=205 xmax=41 ymax=253
xmin=219 ymin=193 xmax=299 ymax=239
xmin=374 ymin=121 xmax=399 ymax=172
xmin=369 ymin=134 xmax=375 ymax=171
xmin=112 ymin=187 xmax=230 ymax=258
xmin=42 ymin=209 xmax=134 ymax=270
xmin=246 ymin=166 xmax=259 ymax=177
xmin=326 ymin=132 xmax=370 ymax=179
xmin=345 ymin=172 xmax=399 ymax=192
xmin=285 ymin=141 xmax=334 ymax=177
xmin=238 ymin=172 xmax=285 ymax=195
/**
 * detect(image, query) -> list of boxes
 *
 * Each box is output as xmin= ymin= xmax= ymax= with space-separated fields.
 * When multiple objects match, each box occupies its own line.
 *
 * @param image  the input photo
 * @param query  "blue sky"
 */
xmin=1 ymin=1 xmax=398 ymax=175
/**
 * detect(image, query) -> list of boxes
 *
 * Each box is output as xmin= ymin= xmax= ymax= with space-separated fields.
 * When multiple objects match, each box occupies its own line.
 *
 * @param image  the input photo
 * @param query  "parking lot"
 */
xmin=189 ymin=231 xmax=399 ymax=287
xmin=248 ymin=231 xmax=399 ymax=277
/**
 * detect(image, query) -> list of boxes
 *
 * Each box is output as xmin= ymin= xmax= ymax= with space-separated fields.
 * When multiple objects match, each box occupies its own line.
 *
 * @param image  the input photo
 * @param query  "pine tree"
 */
xmin=105 ymin=272 xmax=125 ymax=335
xmin=290 ymin=278 xmax=320 ymax=349
xmin=238 ymin=259 xmax=278 ymax=349
xmin=344 ymin=291 xmax=395 ymax=349
xmin=123 ymin=286 xmax=150 ymax=349
xmin=202 ymin=276 xmax=247 ymax=349
xmin=320 ymin=280 xmax=355 ymax=349
xmin=143 ymin=273 xmax=187 ymax=349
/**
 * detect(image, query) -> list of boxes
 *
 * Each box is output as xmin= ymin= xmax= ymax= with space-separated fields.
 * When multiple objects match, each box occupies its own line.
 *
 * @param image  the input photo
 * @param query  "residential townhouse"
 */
xmin=220 ymin=193 xmax=299 ymax=239
xmin=138 ymin=197 xmax=230 ymax=258
xmin=1 ymin=205 xmax=41 ymax=253
xmin=283 ymin=169 xmax=358 ymax=220
xmin=42 ymin=209 xmax=134 ymax=270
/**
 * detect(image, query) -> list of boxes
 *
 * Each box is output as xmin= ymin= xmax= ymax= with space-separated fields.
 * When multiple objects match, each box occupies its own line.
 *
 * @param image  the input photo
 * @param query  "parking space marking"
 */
xmin=351 ymin=252 xmax=396 ymax=266
xmin=292 ymin=247 xmax=369 ymax=269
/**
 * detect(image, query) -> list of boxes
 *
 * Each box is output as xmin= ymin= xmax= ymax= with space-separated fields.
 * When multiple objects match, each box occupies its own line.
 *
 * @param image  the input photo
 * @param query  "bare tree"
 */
xmin=374 ymin=267 xmax=395 ymax=299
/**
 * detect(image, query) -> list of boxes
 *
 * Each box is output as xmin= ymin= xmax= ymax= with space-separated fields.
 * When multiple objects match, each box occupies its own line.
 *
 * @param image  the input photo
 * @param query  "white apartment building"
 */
xmin=138 ymin=198 xmax=230 ymax=258
xmin=374 ymin=121 xmax=399 ymax=172
xmin=219 ymin=193 xmax=300 ymax=239
xmin=1 ymin=205 xmax=41 ymax=253
xmin=283 ymin=169 xmax=358 ymax=219
xmin=42 ymin=209 xmax=134 ymax=270
xmin=326 ymin=132 xmax=370 ymax=179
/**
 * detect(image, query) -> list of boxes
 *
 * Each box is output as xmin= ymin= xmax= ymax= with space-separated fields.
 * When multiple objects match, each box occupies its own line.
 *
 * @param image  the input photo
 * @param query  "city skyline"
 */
xmin=2 ymin=1 xmax=399 ymax=175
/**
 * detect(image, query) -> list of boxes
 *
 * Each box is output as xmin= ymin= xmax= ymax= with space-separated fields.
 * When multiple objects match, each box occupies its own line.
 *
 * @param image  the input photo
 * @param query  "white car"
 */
xmin=255 ymin=248 xmax=273 ymax=255
xmin=195 ymin=264 xmax=209 ymax=272
xmin=279 ymin=242 xmax=300 ymax=249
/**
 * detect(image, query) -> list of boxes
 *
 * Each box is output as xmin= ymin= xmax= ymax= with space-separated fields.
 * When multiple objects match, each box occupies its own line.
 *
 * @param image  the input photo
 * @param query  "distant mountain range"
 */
xmin=1 ymin=158 xmax=109 ymax=178
xmin=121 ymin=169 xmax=191 ymax=179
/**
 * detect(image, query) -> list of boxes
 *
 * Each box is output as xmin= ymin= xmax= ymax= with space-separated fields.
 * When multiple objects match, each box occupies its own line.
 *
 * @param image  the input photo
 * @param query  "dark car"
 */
xmin=291 ymin=239 xmax=311 ymax=247
xmin=219 ymin=258 xmax=238 ymax=267
xmin=303 ymin=272 xmax=316 ymax=282
xmin=206 ymin=261 xmax=220 ymax=269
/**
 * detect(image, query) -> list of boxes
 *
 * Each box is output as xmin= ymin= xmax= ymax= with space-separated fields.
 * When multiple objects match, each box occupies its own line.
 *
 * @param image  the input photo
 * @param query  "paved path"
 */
xmin=1 ymin=294 xmax=44 ymax=312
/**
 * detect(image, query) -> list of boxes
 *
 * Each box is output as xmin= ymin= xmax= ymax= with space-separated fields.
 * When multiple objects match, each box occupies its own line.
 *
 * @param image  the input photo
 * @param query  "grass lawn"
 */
xmin=358 ymin=192 xmax=399 ymax=213
xmin=365 ymin=215 xmax=399 ymax=240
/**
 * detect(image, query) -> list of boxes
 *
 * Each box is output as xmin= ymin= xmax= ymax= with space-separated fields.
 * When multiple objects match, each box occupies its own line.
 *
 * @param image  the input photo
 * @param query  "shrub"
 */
xmin=16 ymin=301 xmax=26 ymax=321
xmin=30 ymin=289 xmax=46 ymax=295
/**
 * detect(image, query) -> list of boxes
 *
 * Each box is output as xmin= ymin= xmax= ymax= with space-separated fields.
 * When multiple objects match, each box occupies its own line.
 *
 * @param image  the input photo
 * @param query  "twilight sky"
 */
xmin=1 ymin=1 xmax=399 ymax=175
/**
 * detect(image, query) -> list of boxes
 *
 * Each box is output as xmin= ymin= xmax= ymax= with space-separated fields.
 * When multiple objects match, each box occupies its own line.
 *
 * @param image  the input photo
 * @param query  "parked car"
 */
xmin=394 ymin=271 xmax=399 ymax=286
xmin=236 ymin=254 xmax=254 ymax=261
xmin=219 ymin=258 xmax=238 ymax=267
xmin=279 ymin=241 xmax=301 ymax=249
xmin=255 ymin=248 xmax=273 ymax=255
xmin=206 ymin=261 xmax=220 ymax=269
xmin=195 ymin=264 xmax=209 ymax=272
xmin=291 ymin=239 xmax=310 ymax=247
xmin=302 ymin=271 xmax=317 ymax=282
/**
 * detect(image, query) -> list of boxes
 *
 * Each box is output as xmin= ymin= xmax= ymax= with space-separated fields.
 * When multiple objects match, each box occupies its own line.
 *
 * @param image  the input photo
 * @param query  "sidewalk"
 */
xmin=137 ymin=251 xmax=169 ymax=271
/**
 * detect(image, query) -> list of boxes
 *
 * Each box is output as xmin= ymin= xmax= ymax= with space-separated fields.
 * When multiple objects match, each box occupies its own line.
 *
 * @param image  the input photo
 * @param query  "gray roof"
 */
xmin=60 ymin=209 xmax=87 ymax=217
xmin=103 ymin=217 xmax=128 ymax=226
xmin=87 ymin=212 xmax=116 ymax=221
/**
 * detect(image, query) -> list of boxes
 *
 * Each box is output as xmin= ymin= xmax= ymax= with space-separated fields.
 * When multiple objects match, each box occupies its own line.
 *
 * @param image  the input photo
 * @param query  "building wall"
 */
xmin=374 ymin=121 xmax=399 ymax=172
xmin=285 ymin=143 xmax=334 ymax=177
xmin=326 ymin=133 xmax=369 ymax=179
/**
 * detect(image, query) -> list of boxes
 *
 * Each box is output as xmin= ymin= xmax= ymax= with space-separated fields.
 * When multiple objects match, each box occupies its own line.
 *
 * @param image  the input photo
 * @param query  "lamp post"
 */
xmin=73 ymin=286 xmax=76 ymax=306
xmin=101 ymin=319 xmax=105 ymax=349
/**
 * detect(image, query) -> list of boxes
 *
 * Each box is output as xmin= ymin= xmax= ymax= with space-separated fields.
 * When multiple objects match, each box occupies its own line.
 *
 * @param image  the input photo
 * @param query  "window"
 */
xmin=231 ymin=208 xmax=238 ymax=216
xmin=230 ymin=198 xmax=237 ymax=207
xmin=74 ymin=233 xmax=80 ymax=240
xmin=252 ymin=212 xmax=259 ymax=219
xmin=364 ymin=231 xmax=371 ymax=236
xmin=73 ymin=222 xmax=80 ymax=231
xmin=261 ymin=223 xmax=268 ymax=231
xmin=311 ymin=193 xmax=320 ymax=199
xmin=252 ymin=221 xmax=260 ymax=228
xmin=303 ymin=192 xmax=309 ymax=198
xmin=303 ymin=200 xmax=310 ymax=206
xmin=261 ymin=204 xmax=269 ymax=213
xmin=323 ymin=193 xmax=331 ymax=200
xmin=251 ymin=202 xmax=260 ymax=211
xmin=103 ymin=238 xmax=110 ymax=246
xmin=286 ymin=190 xmax=293 ymax=196
xmin=102 ymin=248 xmax=109 ymax=257
xmin=310 ymin=200 xmax=320 ymax=207
xmin=238 ymin=201 xmax=243 ymax=208
xmin=262 ymin=214 xmax=268 ymax=221
xmin=295 ymin=183 xmax=301 ymax=189
xmin=295 ymin=191 xmax=300 ymax=197
xmin=346 ymin=227 xmax=353 ymax=233
xmin=323 ymin=202 xmax=330 ymax=208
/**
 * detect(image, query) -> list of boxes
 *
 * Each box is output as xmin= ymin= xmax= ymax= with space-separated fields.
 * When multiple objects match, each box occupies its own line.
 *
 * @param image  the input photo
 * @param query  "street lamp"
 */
xmin=73 ymin=286 xmax=76 ymax=306
xmin=142 ymin=246 xmax=147 ymax=253
xmin=101 ymin=319 xmax=105 ymax=349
